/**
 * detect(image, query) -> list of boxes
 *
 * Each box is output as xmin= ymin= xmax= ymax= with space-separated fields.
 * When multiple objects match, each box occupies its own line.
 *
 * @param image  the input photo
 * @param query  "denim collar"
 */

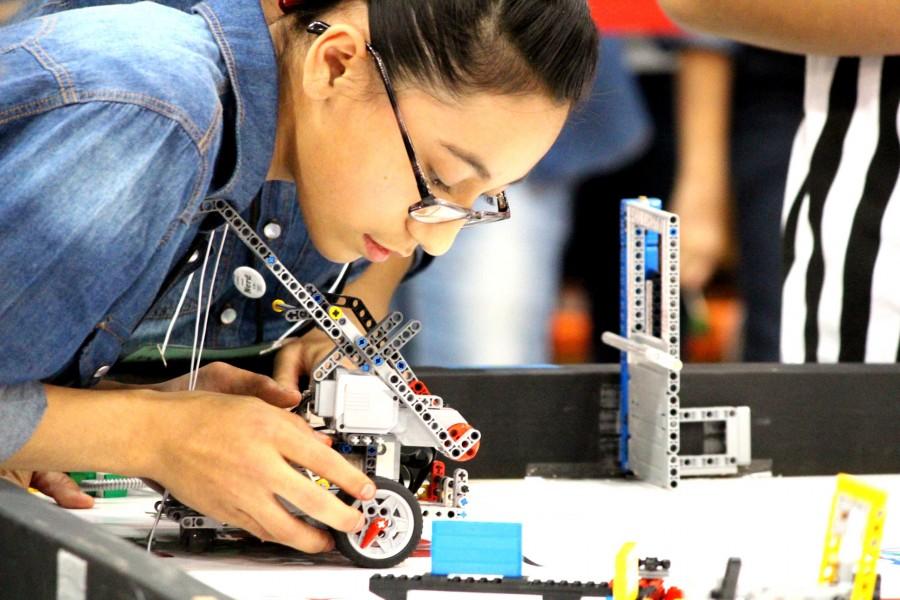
xmin=192 ymin=0 xmax=278 ymax=212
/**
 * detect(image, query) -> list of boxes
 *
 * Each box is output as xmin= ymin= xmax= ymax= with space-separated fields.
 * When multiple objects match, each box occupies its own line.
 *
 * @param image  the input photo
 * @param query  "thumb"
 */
xmin=193 ymin=362 xmax=300 ymax=408
xmin=31 ymin=472 xmax=94 ymax=509
xmin=273 ymin=339 xmax=306 ymax=393
xmin=230 ymin=369 xmax=301 ymax=408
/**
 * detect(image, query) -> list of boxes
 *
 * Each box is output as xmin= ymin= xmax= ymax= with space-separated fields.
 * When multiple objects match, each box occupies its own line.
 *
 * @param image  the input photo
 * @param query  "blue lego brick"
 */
xmin=646 ymin=245 xmax=660 ymax=277
xmin=431 ymin=521 xmax=522 ymax=578
xmin=619 ymin=199 xmax=630 ymax=471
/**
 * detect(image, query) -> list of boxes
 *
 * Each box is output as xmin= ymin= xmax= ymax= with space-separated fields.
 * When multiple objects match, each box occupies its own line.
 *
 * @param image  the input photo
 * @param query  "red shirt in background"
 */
xmin=589 ymin=0 xmax=680 ymax=35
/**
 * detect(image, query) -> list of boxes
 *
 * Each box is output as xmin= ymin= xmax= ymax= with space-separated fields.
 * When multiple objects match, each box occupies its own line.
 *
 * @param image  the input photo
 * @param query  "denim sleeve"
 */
xmin=0 ymin=383 xmax=47 ymax=462
xmin=0 ymin=101 xmax=212 ymax=459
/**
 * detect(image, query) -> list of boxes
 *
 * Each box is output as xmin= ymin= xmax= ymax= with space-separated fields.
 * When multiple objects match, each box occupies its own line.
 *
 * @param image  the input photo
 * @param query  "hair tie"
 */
xmin=278 ymin=0 xmax=304 ymax=14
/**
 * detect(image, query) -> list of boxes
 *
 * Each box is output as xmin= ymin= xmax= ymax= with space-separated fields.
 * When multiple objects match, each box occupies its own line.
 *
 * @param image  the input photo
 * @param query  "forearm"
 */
xmin=2 ymin=384 xmax=159 ymax=477
xmin=659 ymin=0 xmax=900 ymax=56
xmin=671 ymin=48 xmax=734 ymax=289
xmin=675 ymin=48 xmax=732 ymax=200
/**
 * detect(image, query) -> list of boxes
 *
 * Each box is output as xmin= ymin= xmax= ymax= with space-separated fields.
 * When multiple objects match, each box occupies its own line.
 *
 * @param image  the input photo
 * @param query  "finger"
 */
xmin=0 ymin=469 xmax=33 ymax=489
xmin=254 ymin=493 xmax=338 ymax=553
xmin=229 ymin=507 xmax=275 ymax=543
xmin=278 ymin=428 xmax=375 ymax=501
xmin=209 ymin=363 xmax=300 ymax=408
xmin=276 ymin=469 xmax=366 ymax=534
xmin=273 ymin=341 xmax=304 ymax=393
xmin=237 ymin=372 xmax=300 ymax=409
xmin=286 ymin=412 xmax=333 ymax=447
xmin=31 ymin=472 xmax=94 ymax=509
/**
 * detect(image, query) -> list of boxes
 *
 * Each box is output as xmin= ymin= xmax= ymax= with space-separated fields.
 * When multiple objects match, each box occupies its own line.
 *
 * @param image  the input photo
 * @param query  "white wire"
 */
xmin=187 ymin=231 xmax=216 ymax=392
xmin=156 ymin=271 xmax=195 ymax=368
xmin=146 ymin=490 xmax=169 ymax=552
xmin=330 ymin=262 xmax=351 ymax=294
xmin=148 ymin=227 xmax=226 ymax=553
xmin=190 ymin=226 xmax=229 ymax=391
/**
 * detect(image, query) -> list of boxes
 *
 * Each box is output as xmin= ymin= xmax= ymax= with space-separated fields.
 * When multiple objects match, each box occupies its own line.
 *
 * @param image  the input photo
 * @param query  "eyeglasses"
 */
xmin=307 ymin=21 xmax=511 ymax=228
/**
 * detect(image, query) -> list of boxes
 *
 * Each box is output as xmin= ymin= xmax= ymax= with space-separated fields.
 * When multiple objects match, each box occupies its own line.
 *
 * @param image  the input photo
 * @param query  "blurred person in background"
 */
xmin=660 ymin=0 xmax=900 ymax=363
xmin=563 ymin=33 xmax=802 ymax=363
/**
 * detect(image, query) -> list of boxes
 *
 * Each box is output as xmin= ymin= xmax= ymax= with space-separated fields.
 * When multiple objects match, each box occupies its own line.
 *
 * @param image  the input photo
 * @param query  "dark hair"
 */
xmin=290 ymin=0 xmax=599 ymax=105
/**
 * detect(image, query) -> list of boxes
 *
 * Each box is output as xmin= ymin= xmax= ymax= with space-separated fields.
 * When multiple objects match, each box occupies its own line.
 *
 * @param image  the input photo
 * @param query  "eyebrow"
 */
xmin=441 ymin=142 xmax=492 ymax=181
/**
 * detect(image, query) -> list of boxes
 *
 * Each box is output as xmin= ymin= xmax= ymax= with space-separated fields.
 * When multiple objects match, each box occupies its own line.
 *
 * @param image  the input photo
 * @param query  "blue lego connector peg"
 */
xmin=431 ymin=521 xmax=522 ymax=578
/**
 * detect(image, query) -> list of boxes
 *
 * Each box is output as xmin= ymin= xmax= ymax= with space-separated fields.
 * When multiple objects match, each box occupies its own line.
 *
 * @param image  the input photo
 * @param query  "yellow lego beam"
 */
xmin=818 ymin=473 xmax=888 ymax=600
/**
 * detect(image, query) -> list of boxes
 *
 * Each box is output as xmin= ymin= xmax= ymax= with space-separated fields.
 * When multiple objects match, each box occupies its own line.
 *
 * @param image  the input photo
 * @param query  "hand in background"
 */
xmin=0 ymin=470 xmax=94 ymax=508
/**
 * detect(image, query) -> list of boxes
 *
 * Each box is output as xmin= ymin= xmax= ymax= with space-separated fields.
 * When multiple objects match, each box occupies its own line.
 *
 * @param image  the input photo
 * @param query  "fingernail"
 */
xmin=361 ymin=483 xmax=376 ymax=500
xmin=323 ymin=537 xmax=336 ymax=552
xmin=315 ymin=432 xmax=332 ymax=446
xmin=355 ymin=513 xmax=367 ymax=532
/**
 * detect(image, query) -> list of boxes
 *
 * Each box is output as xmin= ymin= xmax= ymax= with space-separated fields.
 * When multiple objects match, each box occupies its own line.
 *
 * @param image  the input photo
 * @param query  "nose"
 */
xmin=407 ymin=218 xmax=466 ymax=257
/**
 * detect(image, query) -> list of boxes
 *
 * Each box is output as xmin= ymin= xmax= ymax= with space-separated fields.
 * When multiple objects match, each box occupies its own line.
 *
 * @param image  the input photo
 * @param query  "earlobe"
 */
xmin=302 ymin=24 xmax=370 ymax=101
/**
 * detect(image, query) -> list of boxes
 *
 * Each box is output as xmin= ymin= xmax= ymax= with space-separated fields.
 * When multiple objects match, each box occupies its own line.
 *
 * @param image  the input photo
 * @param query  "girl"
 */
xmin=0 ymin=0 xmax=598 ymax=552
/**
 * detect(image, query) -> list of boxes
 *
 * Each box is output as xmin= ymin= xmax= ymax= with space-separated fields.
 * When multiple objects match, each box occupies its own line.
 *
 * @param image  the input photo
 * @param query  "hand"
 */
xmin=670 ymin=175 xmax=731 ymax=291
xmin=144 ymin=388 xmax=375 ymax=553
xmin=273 ymin=329 xmax=339 ymax=393
xmin=153 ymin=362 xmax=301 ymax=409
xmin=0 ymin=470 xmax=94 ymax=508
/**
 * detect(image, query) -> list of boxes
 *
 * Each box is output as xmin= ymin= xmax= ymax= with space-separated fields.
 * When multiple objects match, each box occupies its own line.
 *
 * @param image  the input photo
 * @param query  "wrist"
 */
xmin=121 ymin=388 xmax=171 ymax=480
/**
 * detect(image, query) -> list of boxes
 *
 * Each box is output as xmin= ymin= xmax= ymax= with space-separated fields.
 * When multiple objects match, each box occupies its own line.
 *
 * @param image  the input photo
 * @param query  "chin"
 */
xmin=305 ymin=227 xmax=361 ymax=264
xmin=319 ymin=241 xmax=363 ymax=264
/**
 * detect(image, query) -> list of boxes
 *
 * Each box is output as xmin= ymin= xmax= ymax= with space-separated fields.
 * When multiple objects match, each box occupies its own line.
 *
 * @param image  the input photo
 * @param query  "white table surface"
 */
xmin=63 ymin=474 xmax=900 ymax=600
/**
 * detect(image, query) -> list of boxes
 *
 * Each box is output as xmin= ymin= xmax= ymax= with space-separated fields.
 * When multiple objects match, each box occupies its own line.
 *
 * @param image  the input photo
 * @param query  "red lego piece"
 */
xmin=360 ymin=517 xmax=389 ymax=549
xmin=640 ymin=578 xmax=667 ymax=600
xmin=410 ymin=380 xmax=430 ymax=395
xmin=448 ymin=423 xmax=480 ymax=462
xmin=664 ymin=586 xmax=685 ymax=600
xmin=422 ymin=461 xmax=446 ymax=502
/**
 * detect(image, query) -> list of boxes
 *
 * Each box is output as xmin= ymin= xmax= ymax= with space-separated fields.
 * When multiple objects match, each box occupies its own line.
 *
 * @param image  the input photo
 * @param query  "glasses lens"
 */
xmin=410 ymin=201 xmax=469 ymax=224
xmin=471 ymin=194 xmax=499 ymax=212
xmin=460 ymin=193 xmax=510 ymax=227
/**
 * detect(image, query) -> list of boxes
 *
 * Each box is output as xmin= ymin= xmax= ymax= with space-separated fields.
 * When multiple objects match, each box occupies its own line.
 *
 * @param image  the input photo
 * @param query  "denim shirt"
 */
xmin=0 ymin=0 xmax=350 ymax=461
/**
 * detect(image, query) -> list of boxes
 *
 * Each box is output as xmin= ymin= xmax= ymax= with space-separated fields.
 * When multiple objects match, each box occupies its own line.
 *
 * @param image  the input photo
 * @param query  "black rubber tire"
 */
xmin=333 ymin=476 xmax=423 ymax=568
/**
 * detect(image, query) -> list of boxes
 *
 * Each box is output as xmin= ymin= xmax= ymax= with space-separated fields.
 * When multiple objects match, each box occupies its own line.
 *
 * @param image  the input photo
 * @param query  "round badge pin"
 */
xmin=233 ymin=266 xmax=267 ymax=299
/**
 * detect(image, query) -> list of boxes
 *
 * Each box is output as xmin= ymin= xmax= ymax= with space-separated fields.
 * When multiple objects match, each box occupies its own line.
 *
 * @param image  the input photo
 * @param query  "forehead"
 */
xmin=400 ymin=90 xmax=570 ymax=184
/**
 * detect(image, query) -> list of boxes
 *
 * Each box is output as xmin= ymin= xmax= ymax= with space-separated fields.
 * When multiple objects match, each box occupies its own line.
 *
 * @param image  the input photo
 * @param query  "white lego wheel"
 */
xmin=334 ymin=477 xmax=423 ymax=568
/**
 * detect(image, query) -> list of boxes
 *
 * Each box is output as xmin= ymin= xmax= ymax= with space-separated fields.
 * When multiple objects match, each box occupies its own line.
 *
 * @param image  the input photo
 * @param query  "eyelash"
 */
xmin=428 ymin=172 xmax=451 ymax=192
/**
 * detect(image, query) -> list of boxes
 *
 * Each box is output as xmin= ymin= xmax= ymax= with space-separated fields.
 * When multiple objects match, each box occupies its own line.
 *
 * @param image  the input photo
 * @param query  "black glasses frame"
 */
xmin=307 ymin=20 xmax=511 ymax=228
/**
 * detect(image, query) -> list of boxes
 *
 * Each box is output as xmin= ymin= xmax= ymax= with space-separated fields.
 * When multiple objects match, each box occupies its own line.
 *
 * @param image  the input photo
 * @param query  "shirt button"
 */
xmin=263 ymin=221 xmax=282 ymax=240
xmin=93 ymin=365 xmax=111 ymax=378
xmin=220 ymin=307 xmax=238 ymax=325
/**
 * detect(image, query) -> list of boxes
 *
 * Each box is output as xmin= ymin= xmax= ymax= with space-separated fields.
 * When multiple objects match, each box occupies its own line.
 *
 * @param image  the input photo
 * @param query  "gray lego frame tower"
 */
xmin=606 ymin=198 xmax=751 ymax=489
xmin=619 ymin=197 xmax=683 ymax=489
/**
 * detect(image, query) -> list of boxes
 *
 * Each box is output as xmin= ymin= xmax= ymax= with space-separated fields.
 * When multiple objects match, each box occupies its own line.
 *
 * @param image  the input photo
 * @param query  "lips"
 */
xmin=363 ymin=234 xmax=392 ymax=263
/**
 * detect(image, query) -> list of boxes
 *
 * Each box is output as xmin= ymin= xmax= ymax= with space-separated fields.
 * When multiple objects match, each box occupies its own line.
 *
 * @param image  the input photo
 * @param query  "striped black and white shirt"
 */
xmin=781 ymin=56 xmax=900 ymax=363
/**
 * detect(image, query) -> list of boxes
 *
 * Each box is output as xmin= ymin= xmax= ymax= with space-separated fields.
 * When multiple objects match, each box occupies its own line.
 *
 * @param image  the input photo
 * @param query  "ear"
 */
xmin=302 ymin=24 xmax=371 ymax=101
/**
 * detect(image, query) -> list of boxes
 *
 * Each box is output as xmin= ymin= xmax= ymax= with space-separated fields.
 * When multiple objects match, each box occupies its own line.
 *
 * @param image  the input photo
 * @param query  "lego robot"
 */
xmin=157 ymin=199 xmax=480 ymax=568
